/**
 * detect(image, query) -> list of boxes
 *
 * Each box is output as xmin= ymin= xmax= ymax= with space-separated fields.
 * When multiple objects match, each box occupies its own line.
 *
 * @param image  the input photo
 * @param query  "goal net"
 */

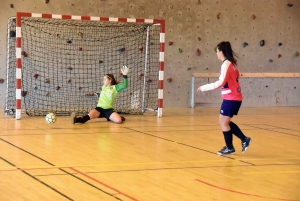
xmin=7 ymin=13 xmax=165 ymax=119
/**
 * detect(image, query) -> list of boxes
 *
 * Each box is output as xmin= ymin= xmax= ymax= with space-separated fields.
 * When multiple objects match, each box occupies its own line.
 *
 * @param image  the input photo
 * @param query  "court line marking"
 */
xmin=208 ymin=168 xmax=237 ymax=179
xmin=30 ymin=163 xmax=300 ymax=177
xmin=70 ymin=167 xmax=138 ymax=201
xmin=0 ymin=158 xmax=299 ymax=171
xmin=124 ymin=127 xmax=247 ymax=162
xmin=246 ymin=125 xmax=300 ymax=137
xmin=0 ymin=123 xmax=268 ymax=131
xmin=263 ymin=124 xmax=300 ymax=133
xmin=195 ymin=178 xmax=300 ymax=201
xmin=0 ymin=157 xmax=73 ymax=201
xmin=0 ymin=137 xmax=125 ymax=200
xmin=243 ymin=170 xmax=300 ymax=175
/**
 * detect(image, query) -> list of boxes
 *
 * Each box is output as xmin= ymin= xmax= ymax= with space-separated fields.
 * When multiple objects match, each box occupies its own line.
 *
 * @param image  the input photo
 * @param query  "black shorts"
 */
xmin=95 ymin=107 xmax=114 ymax=120
xmin=220 ymin=100 xmax=242 ymax=117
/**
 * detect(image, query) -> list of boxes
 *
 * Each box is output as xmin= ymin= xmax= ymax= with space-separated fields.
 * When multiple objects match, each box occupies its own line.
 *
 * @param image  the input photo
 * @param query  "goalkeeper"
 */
xmin=71 ymin=66 xmax=129 ymax=124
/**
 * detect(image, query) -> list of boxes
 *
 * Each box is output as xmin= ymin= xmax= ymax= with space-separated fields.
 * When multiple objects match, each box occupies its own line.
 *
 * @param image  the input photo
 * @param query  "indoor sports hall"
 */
xmin=0 ymin=0 xmax=299 ymax=200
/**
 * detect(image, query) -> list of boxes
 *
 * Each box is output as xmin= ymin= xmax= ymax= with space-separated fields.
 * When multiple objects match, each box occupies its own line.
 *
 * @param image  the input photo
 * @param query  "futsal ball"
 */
xmin=45 ymin=113 xmax=57 ymax=124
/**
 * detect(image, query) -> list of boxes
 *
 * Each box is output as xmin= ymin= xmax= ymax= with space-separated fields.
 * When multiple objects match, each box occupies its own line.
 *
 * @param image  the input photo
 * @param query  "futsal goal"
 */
xmin=6 ymin=12 xmax=165 ymax=119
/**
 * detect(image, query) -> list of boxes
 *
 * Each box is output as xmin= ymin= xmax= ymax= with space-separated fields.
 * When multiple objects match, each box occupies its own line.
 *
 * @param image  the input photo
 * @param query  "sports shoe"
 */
xmin=70 ymin=112 xmax=76 ymax=124
xmin=217 ymin=146 xmax=235 ymax=155
xmin=242 ymin=137 xmax=252 ymax=153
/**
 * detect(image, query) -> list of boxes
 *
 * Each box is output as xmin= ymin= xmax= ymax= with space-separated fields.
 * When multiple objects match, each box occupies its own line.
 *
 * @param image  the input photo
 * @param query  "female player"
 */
xmin=71 ymin=65 xmax=129 ymax=124
xmin=197 ymin=41 xmax=251 ymax=155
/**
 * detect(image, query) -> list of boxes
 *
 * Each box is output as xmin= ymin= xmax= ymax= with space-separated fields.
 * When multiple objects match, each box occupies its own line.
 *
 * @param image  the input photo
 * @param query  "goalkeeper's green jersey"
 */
xmin=97 ymin=77 xmax=128 ymax=109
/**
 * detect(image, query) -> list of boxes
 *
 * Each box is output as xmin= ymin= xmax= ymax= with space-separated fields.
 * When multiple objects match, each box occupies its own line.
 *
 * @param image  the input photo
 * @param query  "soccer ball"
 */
xmin=45 ymin=113 xmax=57 ymax=124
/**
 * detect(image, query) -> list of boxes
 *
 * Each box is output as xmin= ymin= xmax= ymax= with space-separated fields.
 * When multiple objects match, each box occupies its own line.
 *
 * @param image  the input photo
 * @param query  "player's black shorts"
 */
xmin=95 ymin=107 xmax=114 ymax=120
xmin=220 ymin=100 xmax=242 ymax=117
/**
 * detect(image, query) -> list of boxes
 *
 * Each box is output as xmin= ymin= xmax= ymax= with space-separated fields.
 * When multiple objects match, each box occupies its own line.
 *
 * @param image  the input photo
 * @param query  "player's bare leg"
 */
xmin=109 ymin=112 xmax=125 ymax=124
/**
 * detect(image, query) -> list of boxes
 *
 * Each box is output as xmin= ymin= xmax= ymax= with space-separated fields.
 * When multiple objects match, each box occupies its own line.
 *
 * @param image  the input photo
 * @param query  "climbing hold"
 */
xmin=214 ymin=47 xmax=217 ymax=52
xmin=79 ymin=47 xmax=83 ymax=51
xmin=150 ymin=42 xmax=154 ymax=45
xmin=78 ymin=32 xmax=83 ymax=36
xmin=287 ymin=4 xmax=293 ymax=7
xmin=10 ymin=4 xmax=14 ymax=8
xmin=177 ymin=48 xmax=182 ymax=53
xmin=86 ymin=92 xmax=94 ymax=96
xmin=119 ymin=73 xmax=123 ymax=77
xmin=45 ymin=78 xmax=50 ymax=83
xmin=9 ymin=30 xmax=16 ymax=38
xmin=265 ymin=85 xmax=268 ymax=88
xmin=278 ymin=42 xmax=282 ymax=46
xmin=21 ymin=51 xmax=29 ymax=57
xmin=139 ymin=46 xmax=143 ymax=52
xmin=168 ymin=5 xmax=173 ymax=9
xmin=197 ymin=37 xmax=201 ymax=41
xmin=243 ymin=42 xmax=248 ymax=47
xmin=44 ymin=0 xmax=49 ymax=3
xmin=147 ymin=79 xmax=153 ymax=83
xmin=278 ymin=54 xmax=282 ymax=58
xmin=67 ymin=79 xmax=71 ymax=83
xmin=117 ymin=47 xmax=125 ymax=53
xmin=187 ymin=67 xmax=191 ymax=71
xmin=294 ymin=87 xmax=297 ymax=89
xmin=99 ymin=60 xmax=104 ymax=64
xmin=217 ymin=12 xmax=221 ymax=19
xmin=167 ymin=78 xmax=172 ymax=82
xmin=46 ymin=92 xmax=50 ymax=96
xmin=78 ymin=87 xmax=82 ymax=90
xmin=251 ymin=14 xmax=256 ymax=20
xmin=169 ymin=41 xmax=173 ymax=45
xmin=138 ymin=73 xmax=144 ymax=79
xmin=34 ymin=86 xmax=38 ymax=89
xmin=33 ymin=74 xmax=39 ymax=79
xmin=268 ymin=59 xmax=273 ymax=62
xmin=196 ymin=49 xmax=201 ymax=56
xmin=0 ymin=78 xmax=4 ymax=83
xmin=21 ymin=91 xmax=28 ymax=97
xmin=295 ymin=51 xmax=299 ymax=57
xmin=67 ymin=40 xmax=72 ymax=44
xmin=56 ymin=86 xmax=60 ymax=90
xmin=260 ymin=40 xmax=265 ymax=47
xmin=67 ymin=67 xmax=73 ymax=70
xmin=56 ymin=33 xmax=59 ymax=37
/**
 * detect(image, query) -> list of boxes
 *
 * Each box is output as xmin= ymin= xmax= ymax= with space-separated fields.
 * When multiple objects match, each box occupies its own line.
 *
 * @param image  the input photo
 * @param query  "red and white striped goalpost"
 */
xmin=15 ymin=12 xmax=165 ymax=119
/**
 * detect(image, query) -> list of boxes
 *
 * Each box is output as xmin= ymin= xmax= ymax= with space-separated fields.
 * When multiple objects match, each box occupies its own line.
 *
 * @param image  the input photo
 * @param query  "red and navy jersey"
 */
xmin=200 ymin=60 xmax=242 ymax=101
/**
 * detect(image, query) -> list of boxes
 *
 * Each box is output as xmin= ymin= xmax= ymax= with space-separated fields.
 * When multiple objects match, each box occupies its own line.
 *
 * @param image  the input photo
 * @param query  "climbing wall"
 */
xmin=0 ymin=0 xmax=299 ymax=109
xmin=194 ymin=77 xmax=300 ymax=107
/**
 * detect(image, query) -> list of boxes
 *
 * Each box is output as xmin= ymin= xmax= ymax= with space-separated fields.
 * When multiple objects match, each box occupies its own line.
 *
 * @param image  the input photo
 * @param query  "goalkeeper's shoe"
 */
xmin=70 ymin=112 xmax=76 ymax=124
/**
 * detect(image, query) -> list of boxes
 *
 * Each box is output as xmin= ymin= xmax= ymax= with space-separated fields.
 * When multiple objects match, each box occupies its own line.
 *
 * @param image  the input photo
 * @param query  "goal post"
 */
xmin=13 ymin=12 xmax=165 ymax=119
xmin=5 ymin=17 xmax=16 ymax=116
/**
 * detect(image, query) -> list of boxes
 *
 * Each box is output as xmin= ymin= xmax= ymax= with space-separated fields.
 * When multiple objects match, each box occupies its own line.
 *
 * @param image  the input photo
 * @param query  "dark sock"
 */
xmin=223 ymin=130 xmax=234 ymax=149
xmin=76 ymin=115 xmax=90 ymax=123
xmin=82 ymin=115 xmax=90 ymax=123
xmin=229 ymin=121 xmax=246 ymax=142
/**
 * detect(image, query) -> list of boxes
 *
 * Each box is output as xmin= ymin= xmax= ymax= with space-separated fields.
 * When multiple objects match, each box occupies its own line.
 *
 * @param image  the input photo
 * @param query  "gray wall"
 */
xmin=0 ymin=0 xmax=299 ymax=109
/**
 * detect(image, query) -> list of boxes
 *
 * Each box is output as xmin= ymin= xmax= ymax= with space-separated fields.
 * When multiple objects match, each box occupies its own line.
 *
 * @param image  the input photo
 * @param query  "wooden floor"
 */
xmin=0 ymin=107 xmax=300 ymax=201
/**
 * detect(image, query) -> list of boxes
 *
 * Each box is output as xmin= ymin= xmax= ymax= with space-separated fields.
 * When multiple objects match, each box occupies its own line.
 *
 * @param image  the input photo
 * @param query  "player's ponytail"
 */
xmin=217 ymin=41 xmax=238 ymax=66
xmin=106 ymin=74 xmax=118 ymax=85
